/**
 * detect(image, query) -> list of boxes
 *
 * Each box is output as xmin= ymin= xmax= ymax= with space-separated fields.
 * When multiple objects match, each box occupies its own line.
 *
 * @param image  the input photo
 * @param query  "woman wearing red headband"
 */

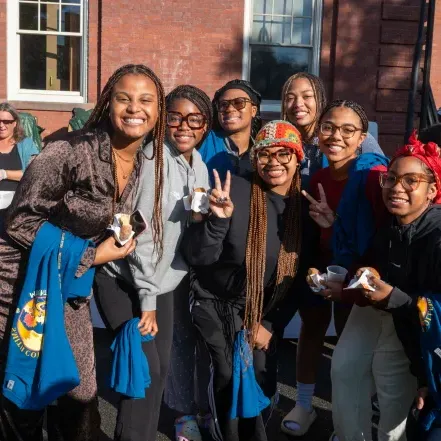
xmin=332 ymin=132 xmax=441 ymax=441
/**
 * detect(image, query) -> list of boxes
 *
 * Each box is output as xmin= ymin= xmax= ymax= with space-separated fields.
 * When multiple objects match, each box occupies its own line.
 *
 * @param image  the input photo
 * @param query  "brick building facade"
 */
xmin=0 ymin=0 xmax=439 ymax=155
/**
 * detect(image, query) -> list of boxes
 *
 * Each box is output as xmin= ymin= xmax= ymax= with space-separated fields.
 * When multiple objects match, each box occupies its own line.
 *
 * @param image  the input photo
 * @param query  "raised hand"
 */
xmin=301 ymin=183 xmax=336 ymax=228
xmin=209 ymin=170 xmax=234 ymax=218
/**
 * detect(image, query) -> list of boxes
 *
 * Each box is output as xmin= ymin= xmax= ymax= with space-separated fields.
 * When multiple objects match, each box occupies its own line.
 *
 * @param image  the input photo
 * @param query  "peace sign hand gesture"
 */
xmin=301 ymin=183 xmax=336 ymax=228
xmin=209 ymin=170 xmax=234 ymax=218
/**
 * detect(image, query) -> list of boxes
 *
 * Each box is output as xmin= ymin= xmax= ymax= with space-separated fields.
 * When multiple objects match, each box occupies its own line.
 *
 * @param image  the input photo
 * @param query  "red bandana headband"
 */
xmin=391 ymin=130 xmax=441 ymax=203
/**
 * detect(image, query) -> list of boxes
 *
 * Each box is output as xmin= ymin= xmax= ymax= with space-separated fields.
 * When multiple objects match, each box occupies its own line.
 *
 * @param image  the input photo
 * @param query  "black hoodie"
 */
xmin=367 ymin=205 xmax=441 ymax=386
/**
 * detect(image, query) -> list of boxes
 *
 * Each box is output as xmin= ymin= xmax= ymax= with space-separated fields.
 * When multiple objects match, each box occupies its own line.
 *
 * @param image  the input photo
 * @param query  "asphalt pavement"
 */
xmin=94 ymin=329 xmax=336 ymax=441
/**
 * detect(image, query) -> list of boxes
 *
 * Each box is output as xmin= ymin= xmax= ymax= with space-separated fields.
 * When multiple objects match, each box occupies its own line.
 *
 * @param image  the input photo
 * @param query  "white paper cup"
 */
xmin=327 ymin=265 xmax=348 ymax=282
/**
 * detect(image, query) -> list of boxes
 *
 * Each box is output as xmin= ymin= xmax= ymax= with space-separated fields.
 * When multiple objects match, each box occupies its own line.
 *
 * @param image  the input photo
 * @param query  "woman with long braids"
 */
xmin=182 ymin=120 xmax=312 ymax=441
xmin=94 ymin=84 xmax=211 ymax=441
xmin=0 ymin=63 xmax=165 ymax=440
xmin=280 ymin=73 xmax=386 ymax=437
xmin=198 ymin=79 xmax=262 ymax=181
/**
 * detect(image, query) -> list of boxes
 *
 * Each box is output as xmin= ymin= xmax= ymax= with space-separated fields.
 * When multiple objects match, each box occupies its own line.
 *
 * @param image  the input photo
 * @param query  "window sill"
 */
xmin=0 ymin=100 xmax=95 ymax=112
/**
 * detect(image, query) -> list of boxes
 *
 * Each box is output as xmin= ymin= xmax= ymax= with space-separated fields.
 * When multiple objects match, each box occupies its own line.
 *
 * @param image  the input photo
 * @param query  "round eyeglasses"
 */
xmin=166 ymin=112 xmax=206 ymax=129
xmin=320 ymin=122 xmax=363 ymax=139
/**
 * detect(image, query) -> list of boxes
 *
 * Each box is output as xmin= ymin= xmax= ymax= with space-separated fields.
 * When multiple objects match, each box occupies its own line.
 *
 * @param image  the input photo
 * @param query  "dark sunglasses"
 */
xmin=216 ymin=97 xmax=254 ymax=113
xmin=0 ymin=119 xmax=16 ymax=125
xmin=166 ymin=112 xmax=206 ymax=129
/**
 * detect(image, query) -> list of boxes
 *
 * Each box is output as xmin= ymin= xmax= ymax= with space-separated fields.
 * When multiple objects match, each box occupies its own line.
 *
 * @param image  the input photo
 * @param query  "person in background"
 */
xmin=280 ymin=72 xmax=385 ymax=437
xmin=198 ymin=79 xmax=262 ymax=181
xmin=0 ymin=63 xmax=165 ymax=440
xmin=0 ymin=103 xmax=39 ymax=230
xmin=183 ymin=121 xmax=309 ymax=441
xmin=94 ymin=85 xmax=211 ymax=441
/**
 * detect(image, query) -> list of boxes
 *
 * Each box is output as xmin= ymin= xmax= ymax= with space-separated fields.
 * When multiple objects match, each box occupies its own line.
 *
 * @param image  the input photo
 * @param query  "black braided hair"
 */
xmin=212 ymin=79 xmax=262 ymax=139
xmin=165 ymin=85 xmax=213 ymax=145
xmin=319 ymin=99 xmax=369 ymax=133
xmin=85 ymin=64 xmax=166 ymax=261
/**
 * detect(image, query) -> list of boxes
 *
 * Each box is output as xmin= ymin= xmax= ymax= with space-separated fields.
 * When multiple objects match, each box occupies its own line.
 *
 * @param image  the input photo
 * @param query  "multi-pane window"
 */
xmin=248 ymin=0 xmax=321 ymax=102
xmin=10 ymin=0 xmax=86 ymax=101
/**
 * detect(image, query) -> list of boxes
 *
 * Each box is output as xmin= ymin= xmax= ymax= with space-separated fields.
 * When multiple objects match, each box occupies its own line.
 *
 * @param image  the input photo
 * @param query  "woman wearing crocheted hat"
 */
xmin=181 ymin=120 xmax=315 ymax=441
xmin=344 ymin=132 xmax=441 ymax=441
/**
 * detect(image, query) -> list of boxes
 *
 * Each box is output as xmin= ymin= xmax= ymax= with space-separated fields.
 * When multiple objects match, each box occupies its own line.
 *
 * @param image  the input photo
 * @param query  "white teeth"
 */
xmin=123 ymin=118 xmax=144 ymax=124
xmin=390 ymin=197 xmax=408 ymax=203
xmin=267 ymin=169 xmax=284 ymax=177
xmin=295 ymin=112 xmax=307 ymax=117
xmin=328 ymin=145 xmax=343 ymax=153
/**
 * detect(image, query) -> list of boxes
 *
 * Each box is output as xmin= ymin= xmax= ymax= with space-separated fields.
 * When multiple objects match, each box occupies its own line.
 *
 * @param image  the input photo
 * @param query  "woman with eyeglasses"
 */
xmin=325 ymin=134 xmax=441 ymax=441
xmin=198 ymin=79 xmax=262 ymax=182
xmin=94 ymin=85 xmax=211 ymax=441
xmin=298 ymin=100 xmax=416 ymax=441
xmin=279 ymin=73 xmax=387 ymax=437
xmin=0 ymin=103 xmax=39 ymax=231
xmin=181 ymin=120 xmax=315 ymax=441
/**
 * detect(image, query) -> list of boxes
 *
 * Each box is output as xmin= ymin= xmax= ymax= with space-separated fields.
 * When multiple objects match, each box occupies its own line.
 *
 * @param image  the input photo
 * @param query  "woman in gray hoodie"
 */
xmin=93 ymin=85 xmax=212 ymax=441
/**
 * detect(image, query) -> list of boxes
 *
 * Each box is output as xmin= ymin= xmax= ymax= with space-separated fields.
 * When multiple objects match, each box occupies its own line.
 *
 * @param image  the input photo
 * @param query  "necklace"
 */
xmin=112 ymin=148 xmax=134 ymax=179
xmin=113 ymin=149 xmax=134 ymax=163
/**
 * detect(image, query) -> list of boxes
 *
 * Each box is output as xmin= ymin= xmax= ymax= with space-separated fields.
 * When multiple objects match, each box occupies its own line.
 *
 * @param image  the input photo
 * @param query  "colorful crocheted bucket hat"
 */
xmin=252 ymin=120 xmax=304 ymax=162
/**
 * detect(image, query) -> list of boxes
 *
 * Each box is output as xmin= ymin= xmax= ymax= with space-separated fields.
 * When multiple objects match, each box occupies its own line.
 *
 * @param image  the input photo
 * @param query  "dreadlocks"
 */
xmin=212 ymin=79 xmax=262 ymax=139
xmin=281 ymin=72 xmax=327 ymax=142
xmin=319 ymin=99 xmax=369 ymax=133
xmin=85 ymin=64 xmax=166 ymax=260
xmin=244 ymin=168 xmax=302 ymax=344
xmin=165 ymin=85 xmax=213 ymax=146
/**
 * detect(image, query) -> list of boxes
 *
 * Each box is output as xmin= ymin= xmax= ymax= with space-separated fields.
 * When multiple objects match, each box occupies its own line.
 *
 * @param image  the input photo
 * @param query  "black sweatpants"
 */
xmin=191 ymin=297 xmax=280 ymax=441
xmin=94 ymin=269 xmax=174 ymax=441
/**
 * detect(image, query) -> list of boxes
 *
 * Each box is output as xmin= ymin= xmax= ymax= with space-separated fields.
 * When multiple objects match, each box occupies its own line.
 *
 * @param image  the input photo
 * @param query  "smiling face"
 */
xmin=166 ymin=98 xmax=207 ymax=156
xmin=0 ymin=111 xmax=17 ymax=142
xmin=318 ymin=106 xmax=366 ymax=167
xmin=109 ymin=74 xmax=159 ymax=145
xmin=382 ymin=156 xmax=437 ymax=225
xmin=284 ymin=78 xmax=317 ymax=133
xmin=256 ymin=146 xmax=298 ymax=194
xmin=217 ymin=88 xmax=257 ymax=135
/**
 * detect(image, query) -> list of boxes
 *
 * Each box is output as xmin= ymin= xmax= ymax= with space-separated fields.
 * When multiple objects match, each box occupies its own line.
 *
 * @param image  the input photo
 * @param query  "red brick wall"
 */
xmin=90 ymin=0 xmax=244 ymax=102
xmin=431 ymin=2 xmax=441 ymax=108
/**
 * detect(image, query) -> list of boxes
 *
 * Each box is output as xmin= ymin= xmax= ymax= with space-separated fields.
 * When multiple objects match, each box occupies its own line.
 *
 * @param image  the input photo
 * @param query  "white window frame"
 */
xmin=242 ymin=0 xmax=322 ymax=112
xmin=7 ymin=0 xmax=88 ymax=103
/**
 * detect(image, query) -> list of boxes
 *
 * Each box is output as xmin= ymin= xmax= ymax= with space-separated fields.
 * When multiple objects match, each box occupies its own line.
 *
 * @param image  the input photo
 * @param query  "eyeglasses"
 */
xmin=166 ymin=112 xmax=206 ymax=129
xmin=256 ymin=150 xmax=293 ymax=165
xmin=216 ymin=98 xmax=254 ymax=113
xmin=379 ymin=172 xmax=434 ymax=192
xmin=320 ymin=122 xmax=363 ymax=139
xmin=0 ymin=119 xmax=15 ymax=126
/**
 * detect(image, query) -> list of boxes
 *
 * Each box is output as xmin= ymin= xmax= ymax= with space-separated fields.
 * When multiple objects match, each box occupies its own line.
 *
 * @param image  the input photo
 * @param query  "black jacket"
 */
xmin=181 ymin=174 xmax=318 ymax=333
xmin=367 ymin=206 xmax=441 ymax=386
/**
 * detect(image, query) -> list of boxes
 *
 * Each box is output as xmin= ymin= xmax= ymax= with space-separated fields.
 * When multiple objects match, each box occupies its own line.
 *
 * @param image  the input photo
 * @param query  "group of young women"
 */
xmin=0 ymin=62 xmax=440 ymax=441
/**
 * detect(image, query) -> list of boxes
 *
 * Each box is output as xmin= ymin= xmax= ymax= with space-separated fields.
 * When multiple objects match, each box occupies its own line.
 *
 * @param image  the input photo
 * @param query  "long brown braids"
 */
xmin=281 ymin=72 xmax=327 ymax=142
xmin=85 ymin=64 xmax=166 ymax=260
xmin=319 ymin=99 xmax=369 ymax=133
xmin=244 ymin=121 xmax=304 ymax=344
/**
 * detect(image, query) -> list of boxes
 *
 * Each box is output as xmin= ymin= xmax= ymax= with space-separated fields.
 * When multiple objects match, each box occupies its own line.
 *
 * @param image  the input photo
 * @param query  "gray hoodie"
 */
xmin=106 ymin=141 xmax=209 ymax=311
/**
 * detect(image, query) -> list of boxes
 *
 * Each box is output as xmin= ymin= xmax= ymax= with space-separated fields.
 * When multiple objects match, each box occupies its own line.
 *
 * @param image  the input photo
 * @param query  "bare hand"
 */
xmin=209 ymin=170 xmax=234 ymax=218
xmin=301 ymin=184 xmax=336 ymax=228
xmin=318 ymin=280 xmax=344 ymax=301
xmin=360 ymin=277 xmax=393 ymax=304
xmin=93 ymin=236 xmax=136 ymax=266
xmin=254 ymin=324 xmax=272 ymax=351
xmin=138 ymin=310 xmax=158 ymax=336
xmin=416 ymin=387 xmax=428 ymax=410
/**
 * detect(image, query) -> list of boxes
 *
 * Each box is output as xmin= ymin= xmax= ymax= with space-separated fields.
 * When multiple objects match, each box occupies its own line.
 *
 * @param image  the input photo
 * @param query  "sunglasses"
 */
xmin=216 ymin=98 xmax=254 ymax=113
xmin=0 ymin=119 xmax=16 ymax=126
xmin=166 ymin=112 xmax=206 ymax=129
xmin=379 ymin=172 xmax=434 ymax=192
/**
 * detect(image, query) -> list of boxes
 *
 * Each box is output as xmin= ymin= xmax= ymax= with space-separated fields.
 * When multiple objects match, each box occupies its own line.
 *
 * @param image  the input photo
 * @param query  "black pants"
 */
xmin=94 ymin=269 xmax=174 ymax=441
xmin=191 ymin=297 xmax=280 ymax=441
